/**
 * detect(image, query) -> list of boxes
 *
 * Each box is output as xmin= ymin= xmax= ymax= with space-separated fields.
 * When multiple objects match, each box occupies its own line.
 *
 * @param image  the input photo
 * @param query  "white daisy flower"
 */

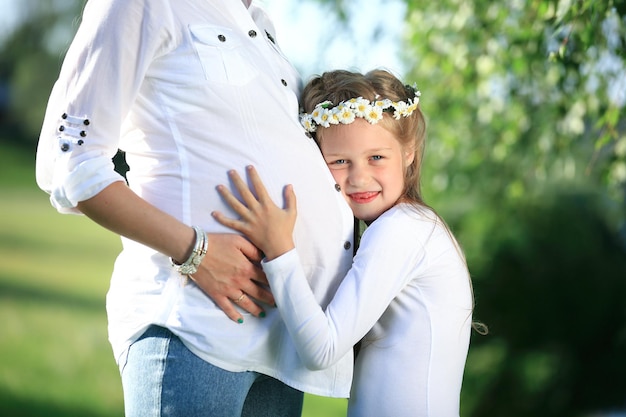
xmin=393 ymin=101 xmax=410 ymax=119
xmin=316 ymin=108 xmax=334 ymax=127
xmin=346 ymin=97 xmax=361 ymax=108
xmin=336 ymin=105 xmax=356 ymax=124
xmin=353 ymin=98 xmax=371 ymax=117
xmin=329 ymin=108 xmax=341 ymax=125
xmin=311 ymin=107 xmax=323 ymax=121
xmin=364 ymin=106 xmax=383 ymax=123
xmin=300 ymin=114 xmax=316 ymax=132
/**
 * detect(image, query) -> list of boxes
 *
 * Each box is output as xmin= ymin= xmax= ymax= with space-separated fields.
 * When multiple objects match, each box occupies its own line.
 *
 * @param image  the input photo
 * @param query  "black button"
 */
xmin=334 ymin=184 xmax=341 ymax=192
xmin=80 ymin=131 xmax=87 ymax=137
xmin=58 ymin=126 xmax=65 ymax=132
xmin=281 ymin=79 xmax=287 ymax=86
xmin=343 ymin=241 xmax=352 ymax=250
xmin=248 ymin=30 xmax=257 ymax=38
xmin=78 ymin=140 xmax=84 ymax=146
xmin=60 ymin=142 xmax=70 ymax=152
xmin=218 ymin=34 xmax=226 ymax=42
xmin=83 ymin=119 xmax=90 ymax=126
xmin=61 ymin=113 xmax=67 ymax=119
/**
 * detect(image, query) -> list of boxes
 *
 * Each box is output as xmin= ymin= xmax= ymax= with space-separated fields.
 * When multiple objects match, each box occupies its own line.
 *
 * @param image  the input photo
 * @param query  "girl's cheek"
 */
xmin=329 ymin=171 xmax=343 ymax=184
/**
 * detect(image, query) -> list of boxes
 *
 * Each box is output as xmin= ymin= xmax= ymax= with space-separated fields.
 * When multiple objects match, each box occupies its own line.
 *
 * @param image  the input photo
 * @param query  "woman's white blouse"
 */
xmin=35 ymin=0 xmax=354 ymax=397
xmin=264 ymin=204 xmax=473 ymax=416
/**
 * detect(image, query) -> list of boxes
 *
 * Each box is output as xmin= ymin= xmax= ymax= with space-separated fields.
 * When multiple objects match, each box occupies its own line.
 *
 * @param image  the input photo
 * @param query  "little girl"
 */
xmin=213 ymin=69 xmax=481 ymax=417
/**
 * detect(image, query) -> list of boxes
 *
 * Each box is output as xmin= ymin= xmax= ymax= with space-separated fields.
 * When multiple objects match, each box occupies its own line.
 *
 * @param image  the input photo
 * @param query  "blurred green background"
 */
xmin=1 ymin=0 xmax=625 ymax=416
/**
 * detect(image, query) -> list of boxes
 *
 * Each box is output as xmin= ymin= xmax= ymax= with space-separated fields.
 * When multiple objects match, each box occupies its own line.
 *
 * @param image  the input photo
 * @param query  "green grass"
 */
xmin=0 ymin=145 xmax=347 ymax=416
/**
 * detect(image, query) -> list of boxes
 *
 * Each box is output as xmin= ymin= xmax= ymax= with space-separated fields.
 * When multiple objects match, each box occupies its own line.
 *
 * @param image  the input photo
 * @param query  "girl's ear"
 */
xmin=404 ymin=147 xmax=416 ymax=166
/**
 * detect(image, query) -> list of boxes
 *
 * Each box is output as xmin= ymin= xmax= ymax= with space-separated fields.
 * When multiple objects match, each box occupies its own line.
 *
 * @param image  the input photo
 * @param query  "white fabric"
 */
xmin=264 ymin=204 xmax=473 ymax=416
xmin=35 ymin=0 xmax=355 ymax=397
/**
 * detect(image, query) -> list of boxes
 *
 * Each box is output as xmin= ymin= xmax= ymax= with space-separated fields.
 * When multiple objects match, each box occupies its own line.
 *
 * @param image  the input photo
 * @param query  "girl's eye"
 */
xmin=371 ymin=155 xmax=383 ymax=161
xmin=331 ymin=159 xmax=347 ymax=165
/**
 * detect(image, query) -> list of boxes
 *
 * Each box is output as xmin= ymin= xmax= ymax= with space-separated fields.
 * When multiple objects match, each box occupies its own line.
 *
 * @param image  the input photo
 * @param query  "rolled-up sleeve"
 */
xmin=35 ymin=0 xmax=173 ymax=213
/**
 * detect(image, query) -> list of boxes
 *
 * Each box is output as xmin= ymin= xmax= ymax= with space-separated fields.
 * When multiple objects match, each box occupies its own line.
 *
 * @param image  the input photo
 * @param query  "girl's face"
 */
xmin=320 ymin=118 xmax=414 ymax=222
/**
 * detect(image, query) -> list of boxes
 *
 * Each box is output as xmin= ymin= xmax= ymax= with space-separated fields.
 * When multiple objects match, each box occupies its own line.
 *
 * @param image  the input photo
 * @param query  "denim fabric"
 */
xmin=121 ymin=325 xmax=303 ymax=417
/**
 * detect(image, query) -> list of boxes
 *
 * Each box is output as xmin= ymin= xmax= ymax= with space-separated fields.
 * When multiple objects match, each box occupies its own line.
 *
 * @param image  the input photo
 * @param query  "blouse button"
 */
xmin=60 ymin=142 xmax=70 ymax=152
xmin=248 ymin=30 xmax=257 ymax=38
xmin=343 ymin=241 xmax=352 ymax=250
xmin=281 ymin=79 xmax=288 ymax=86
xmin=218 ymin=34 xmax=226 ymax=42
xmin=334 ymin=184 xmax=341 ymax=192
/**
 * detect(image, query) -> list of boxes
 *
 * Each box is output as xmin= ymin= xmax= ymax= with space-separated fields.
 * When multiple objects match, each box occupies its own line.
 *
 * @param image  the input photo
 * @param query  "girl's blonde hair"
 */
xmin=302 ymin=69 xmax=426 ymax=208
xmin=302 ymin=69 xmax=488 ymax=335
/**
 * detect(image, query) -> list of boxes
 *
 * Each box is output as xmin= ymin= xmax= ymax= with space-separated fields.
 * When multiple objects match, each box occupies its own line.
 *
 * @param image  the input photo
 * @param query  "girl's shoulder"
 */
xmin=365 ymin=203 xmax=451 ymax=247
xmin=373 ymin=203 xmax=439 ymax=230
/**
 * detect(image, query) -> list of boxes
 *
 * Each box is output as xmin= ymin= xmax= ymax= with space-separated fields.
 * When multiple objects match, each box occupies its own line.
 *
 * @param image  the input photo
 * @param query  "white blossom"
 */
xmin=299 ymin=90 xmax=421 ymax=132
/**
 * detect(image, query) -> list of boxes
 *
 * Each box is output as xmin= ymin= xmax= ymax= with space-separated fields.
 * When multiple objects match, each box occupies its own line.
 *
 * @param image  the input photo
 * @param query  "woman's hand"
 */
xmin=192 ymin=233 xmax=271 ymax=323
xmin=212 ymin=166 xmax=297 ymax=261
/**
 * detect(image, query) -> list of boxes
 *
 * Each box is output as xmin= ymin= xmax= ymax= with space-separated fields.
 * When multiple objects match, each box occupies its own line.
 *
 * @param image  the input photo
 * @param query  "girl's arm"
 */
xmin=213 ymin=166 xmax=420 ymax=369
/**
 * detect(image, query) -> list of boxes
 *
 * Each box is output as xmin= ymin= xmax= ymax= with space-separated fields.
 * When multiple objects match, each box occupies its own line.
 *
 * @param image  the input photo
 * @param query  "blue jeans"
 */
xmin=121 ymin=325 xmax=304 ymax=417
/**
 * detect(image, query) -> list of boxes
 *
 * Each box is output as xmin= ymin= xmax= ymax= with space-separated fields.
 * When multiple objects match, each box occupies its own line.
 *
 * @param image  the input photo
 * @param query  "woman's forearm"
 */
xmin=76 ymin=181 xmax=195 ymax=262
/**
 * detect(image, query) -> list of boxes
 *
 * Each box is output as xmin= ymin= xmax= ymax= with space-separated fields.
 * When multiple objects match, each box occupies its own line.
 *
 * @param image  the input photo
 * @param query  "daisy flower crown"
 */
xmin=300 ymin=86 xmax=421 ymax=133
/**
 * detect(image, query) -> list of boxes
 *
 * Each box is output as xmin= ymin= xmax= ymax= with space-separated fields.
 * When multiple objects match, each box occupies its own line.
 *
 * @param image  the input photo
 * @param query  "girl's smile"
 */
xmin=347 ymin=191 xmax=380 ymax=204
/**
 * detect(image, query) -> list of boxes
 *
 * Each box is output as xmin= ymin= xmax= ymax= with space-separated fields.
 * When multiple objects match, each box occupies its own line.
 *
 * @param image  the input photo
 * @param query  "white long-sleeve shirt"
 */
xmin=35 ymin=0 xmax=355 ymax=397
xmin=264 ymin=204 xmax=473 ymax=416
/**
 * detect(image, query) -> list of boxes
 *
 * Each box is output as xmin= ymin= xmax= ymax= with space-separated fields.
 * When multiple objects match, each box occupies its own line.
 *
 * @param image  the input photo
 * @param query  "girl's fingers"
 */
xmin=216 ymin=184 xmax=249 ymax=217
xmin=211 ymin=210 xmax=246 ymax=233
xmin=228 ymin=169 xmax=259 ymax=208
xmin=221 ymin=166 xmax=288 ymax=223
xmin=246 ymin=165 xmax=271 ymax=203
xmin=284 ymin=184 xmax=297 ymax=213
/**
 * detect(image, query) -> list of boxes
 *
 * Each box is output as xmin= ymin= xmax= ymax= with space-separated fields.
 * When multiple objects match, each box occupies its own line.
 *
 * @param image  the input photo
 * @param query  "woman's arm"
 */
xmin=77 ymin=181 xmax=273 ymax=322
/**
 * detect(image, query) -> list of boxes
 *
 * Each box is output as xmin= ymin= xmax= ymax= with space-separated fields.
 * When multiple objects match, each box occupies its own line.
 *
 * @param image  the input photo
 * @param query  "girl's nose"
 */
xmin=348 ymin=166 xmax=370 ymax=187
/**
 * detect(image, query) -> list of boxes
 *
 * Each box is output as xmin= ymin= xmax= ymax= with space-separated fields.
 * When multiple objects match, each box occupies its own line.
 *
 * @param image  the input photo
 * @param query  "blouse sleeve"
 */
xmin=35 ymin=0 xmax=174 ymax=213
xmin=263 ymin=209 xmax=428 ymax=370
